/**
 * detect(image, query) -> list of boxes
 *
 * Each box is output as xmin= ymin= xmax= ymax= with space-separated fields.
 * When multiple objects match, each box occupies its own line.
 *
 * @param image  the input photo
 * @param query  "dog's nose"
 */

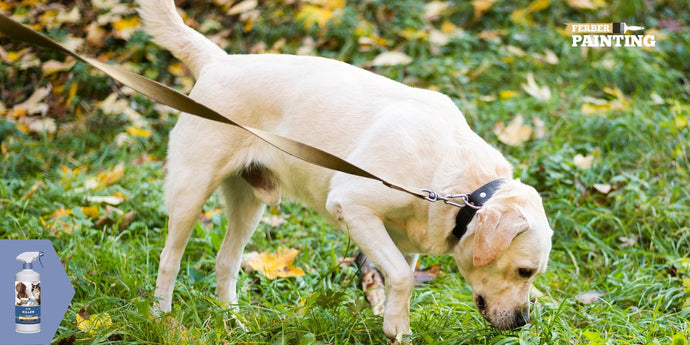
xmin=513 ymin=306 xmax=530 ymax=328
xmin=475 ymin=295 xmax=486 ymax=311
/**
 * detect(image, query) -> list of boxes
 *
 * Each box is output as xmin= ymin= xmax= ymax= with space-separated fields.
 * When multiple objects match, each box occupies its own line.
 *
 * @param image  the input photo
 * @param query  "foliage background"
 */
xmin=1 ymin=0 xmax=689 ymax=343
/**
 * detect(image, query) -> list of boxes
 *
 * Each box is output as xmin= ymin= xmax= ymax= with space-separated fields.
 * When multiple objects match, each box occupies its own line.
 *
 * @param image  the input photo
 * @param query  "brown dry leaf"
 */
xmin=494 ymin=115 xmax=533 ymax=146
xmin=356 ymin=253 xmax=385 ymax=315
xmin=245 ymin=248 xmax=305 ymax=280
xmin=118 ymin=210 xmax=135 ymax=231
xmin=414 ymin=264 xmax=441 ymax=284
xmin=86 ymin=22 xmax=108 ymax=48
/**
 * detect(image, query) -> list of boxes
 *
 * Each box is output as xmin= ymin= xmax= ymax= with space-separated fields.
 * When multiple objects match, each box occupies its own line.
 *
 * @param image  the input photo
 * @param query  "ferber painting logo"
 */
xmin=566 ymin=22 xmax=656 ymax=48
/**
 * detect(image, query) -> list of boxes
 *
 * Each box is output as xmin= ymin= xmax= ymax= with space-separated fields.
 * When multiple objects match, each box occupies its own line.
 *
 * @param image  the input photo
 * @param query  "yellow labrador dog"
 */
xmin=138 ymin=0 xmax=553 ymax=340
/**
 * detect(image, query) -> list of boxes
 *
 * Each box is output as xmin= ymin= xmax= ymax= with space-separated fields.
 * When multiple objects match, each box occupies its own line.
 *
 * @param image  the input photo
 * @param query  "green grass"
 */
xmin=1 ymin=0 xmax=689 ymax=343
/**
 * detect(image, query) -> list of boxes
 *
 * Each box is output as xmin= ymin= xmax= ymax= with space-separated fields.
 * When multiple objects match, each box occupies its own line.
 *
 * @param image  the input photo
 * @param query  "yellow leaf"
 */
xmin=471 ymin=0 xmax=495 ymax=21
xmin=66 ymin=82 xmax=79 ymax=106
xmin=112 ymin=17 xmax=140 ymax=40
xmin=510 ymin=8 xmax=533 ymax=27
xmin=296 ymin=0 xmax=345 ymax=29
xmin=494 ymin=115 xmax=533 ymax=146
xmin=527 ymin=0 xmax=550 ymax=12
xmin=581 ymin=102 xmax=611 ymax=115
xmin=81 ymin=205 xmax=101 ymax=218
xmin=245 ymin=248 xmax=305 ymax=280
xmin=126 ymin=126 xmax=152 ymax=138
xmin=76 ymin=312 xmax=112 ymax=336
xmin=97 ymin=163 xmax=125 ymax=187
xmin=499 ymin=90 xmax=519 ymax=99
xmin=48 ymin=207 xmax=72 ymax=219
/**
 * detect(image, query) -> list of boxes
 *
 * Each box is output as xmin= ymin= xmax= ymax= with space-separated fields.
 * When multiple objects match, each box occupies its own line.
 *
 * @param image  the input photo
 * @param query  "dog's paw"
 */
xmin=387 ymin=331 xmax=412 ymax=345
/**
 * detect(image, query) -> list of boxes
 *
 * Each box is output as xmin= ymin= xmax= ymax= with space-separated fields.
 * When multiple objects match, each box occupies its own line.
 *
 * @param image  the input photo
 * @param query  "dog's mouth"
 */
xmin=474 ymin=294 xmax=531 ymax=330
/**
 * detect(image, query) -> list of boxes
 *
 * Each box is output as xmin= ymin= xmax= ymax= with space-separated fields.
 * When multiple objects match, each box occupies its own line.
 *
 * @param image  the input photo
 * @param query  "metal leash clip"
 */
xmin=420 ymin=189 xmax=481 ymax=209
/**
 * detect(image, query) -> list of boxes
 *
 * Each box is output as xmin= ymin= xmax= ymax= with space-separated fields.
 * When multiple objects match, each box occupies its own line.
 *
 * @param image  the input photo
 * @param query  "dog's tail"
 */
xmin=137 ymin=0 xmax=227 ymax=78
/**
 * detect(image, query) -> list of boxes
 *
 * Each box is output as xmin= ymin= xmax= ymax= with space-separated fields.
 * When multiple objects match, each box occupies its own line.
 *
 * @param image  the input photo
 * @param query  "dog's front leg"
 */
xmin=329 ymin=202 xmax=414 ymax=341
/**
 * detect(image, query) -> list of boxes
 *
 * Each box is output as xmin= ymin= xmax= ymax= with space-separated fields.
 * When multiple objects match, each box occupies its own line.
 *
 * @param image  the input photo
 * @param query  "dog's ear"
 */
xmin=473 ymin=205 xmax=529 ymax=267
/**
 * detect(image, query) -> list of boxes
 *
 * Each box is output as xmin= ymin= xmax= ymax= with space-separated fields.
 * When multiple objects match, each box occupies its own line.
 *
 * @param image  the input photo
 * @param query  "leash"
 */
xmin=0 ymin=14 xmax=497 ymax=232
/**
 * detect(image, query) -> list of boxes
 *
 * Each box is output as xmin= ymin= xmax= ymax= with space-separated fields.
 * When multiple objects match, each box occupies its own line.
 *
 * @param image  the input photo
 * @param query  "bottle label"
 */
xmin=15 ymin=281 xmax=41 ymax=324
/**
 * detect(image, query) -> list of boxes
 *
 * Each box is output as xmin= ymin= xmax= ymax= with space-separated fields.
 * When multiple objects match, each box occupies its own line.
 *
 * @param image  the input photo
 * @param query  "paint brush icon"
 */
xmin=612 ymin=22 xmax=645 ymax=34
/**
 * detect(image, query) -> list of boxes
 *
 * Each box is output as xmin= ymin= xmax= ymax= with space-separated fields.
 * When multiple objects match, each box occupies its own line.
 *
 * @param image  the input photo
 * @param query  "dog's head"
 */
xmin=452 ymin=180 xmax=552 ymax=330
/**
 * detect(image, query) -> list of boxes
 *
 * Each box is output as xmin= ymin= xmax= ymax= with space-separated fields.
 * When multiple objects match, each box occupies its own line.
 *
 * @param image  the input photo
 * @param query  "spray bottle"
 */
xmin=15 ymin=251 xmax=44 ymax=333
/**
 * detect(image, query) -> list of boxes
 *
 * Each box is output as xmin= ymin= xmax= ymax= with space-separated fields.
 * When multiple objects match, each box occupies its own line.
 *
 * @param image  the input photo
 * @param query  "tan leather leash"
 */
xmin=0 ymin=13 xmax=446 ymax=201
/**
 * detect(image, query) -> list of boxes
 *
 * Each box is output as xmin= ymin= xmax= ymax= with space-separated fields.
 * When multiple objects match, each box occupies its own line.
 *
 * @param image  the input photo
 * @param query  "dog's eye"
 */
xmin=518 ymin=268 xmax=535 ymax=278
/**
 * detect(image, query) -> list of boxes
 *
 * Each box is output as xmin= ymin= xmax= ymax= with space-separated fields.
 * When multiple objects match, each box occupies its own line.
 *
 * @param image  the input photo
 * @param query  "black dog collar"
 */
xmin=451 ymin=179 xmax=507 ymax=239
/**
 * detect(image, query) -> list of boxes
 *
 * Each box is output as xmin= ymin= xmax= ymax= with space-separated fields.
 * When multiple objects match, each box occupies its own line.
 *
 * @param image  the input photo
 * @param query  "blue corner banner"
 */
xmin=0 ymin=240 xmax=75 ymax=344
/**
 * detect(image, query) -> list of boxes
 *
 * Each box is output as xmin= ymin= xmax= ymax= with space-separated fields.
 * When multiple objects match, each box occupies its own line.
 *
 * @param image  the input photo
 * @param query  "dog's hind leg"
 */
xmin=154 ymin=162 xmax=225 ymax=314
xmin=216 ymin=175 xmax=265 ymax=309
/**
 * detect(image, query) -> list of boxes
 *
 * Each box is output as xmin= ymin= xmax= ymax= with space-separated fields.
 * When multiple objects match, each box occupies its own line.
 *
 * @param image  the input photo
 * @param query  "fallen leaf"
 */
xmin=337 ymin=256 xmax=355 ymax=269
xmin=227 ymin=0 xmax=258 ymax=15
xmin=532 ymin=117 xmax=546 ymax=139
xmin=125 ymin=126 xmax=152 ymax=138
xmin=86 ymin=195 xmax=125 ymax=205
xmin=593 ymin=183 xmax=611 ymax=194
xmin=424 ymin=1 xmax=449 ymax=21
xmin=414 ymin=264 xmax=441 ymax=284
xmin=494 ymin=115 xmax=533 ymax=146
xmin=296 ymin=0 xmax=345 ymax=29
xmin=521 ymin=73 xmax=551 ymax=102
xmin=27 ymin=117 xmax=57 ymax=134
xmin=573 ymin=153 xmax=594 ymax=169
xmin=112 ymin=16 xmax=140 ymax=40
xmin=81 ymin=205 xmax=100 ymax=218
xmin=118 ymin=210 xmax=135 ymax=231
xmin=41 ymin=58 xmax=76 ymax=75
xmin=261 ymin=214 xmax=286 ymax=227
xmin=371 ymin=51 xmax=412 ymax=66
xmin=471 ymin=0 xmax=495 ymax=21
xmin=76 ymin=307 xmax=112 ymax=336
xmin=97 ymin=163 xmax=125 ymax=187
xmin=10 ymin=87 xmax=51 ymax=117
xmin=566 ymin=0 xmax=607 ymax=10
xmin=245 ymin=248 xmax=305 ymax=280
xmin=575 ymin=290 xmax=606 ymax=304
xmin=499 ymin=90 xmax=519 ymax=99
xmin=95 ymin=205 xmax=125 ymax=227
xmin=618 ymin=234 xmax=637 ymax=247
xmin=356 ymin=252 xmax=385 ymax=316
